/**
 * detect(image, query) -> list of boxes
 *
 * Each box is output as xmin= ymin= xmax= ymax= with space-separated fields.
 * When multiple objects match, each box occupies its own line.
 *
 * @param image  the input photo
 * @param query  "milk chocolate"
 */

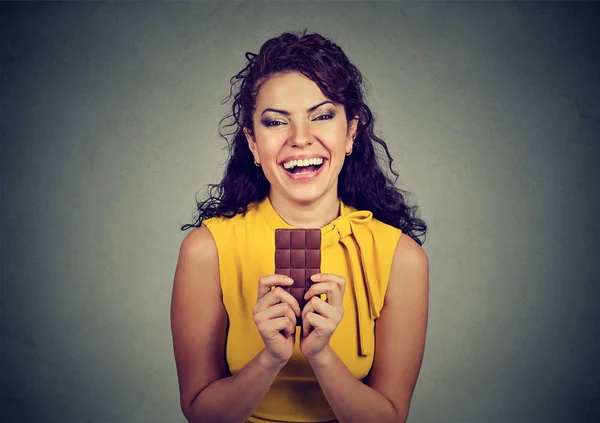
xmin=274 ymin=228 xmax=321 ymax=326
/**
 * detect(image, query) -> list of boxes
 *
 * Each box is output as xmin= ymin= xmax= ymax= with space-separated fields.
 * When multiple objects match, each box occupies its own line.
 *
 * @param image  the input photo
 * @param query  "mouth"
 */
xmin=280 ymin=158 xmax=326 ymax=180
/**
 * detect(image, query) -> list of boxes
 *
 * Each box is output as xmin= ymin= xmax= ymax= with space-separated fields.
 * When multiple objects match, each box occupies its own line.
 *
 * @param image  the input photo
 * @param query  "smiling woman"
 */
xmin=244 ymin=73 xmax=358 ymax=216
xmin=172 ymin=31 xmax=429 ymax=423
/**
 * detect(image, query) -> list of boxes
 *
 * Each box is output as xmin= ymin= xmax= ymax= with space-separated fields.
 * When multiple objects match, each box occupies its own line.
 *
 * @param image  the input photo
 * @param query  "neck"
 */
xmin=268 ymin=190 xmax=341 ymax=229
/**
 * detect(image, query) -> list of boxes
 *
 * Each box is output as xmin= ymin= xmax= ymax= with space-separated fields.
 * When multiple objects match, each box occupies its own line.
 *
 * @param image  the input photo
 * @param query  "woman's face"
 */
xmin=244 ymin=72 xmax=357 ymax=205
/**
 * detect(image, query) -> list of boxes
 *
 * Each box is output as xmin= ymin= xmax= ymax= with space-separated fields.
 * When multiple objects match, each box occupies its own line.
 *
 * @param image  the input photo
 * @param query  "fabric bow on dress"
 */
xmin=321 ymin=208 xmax=383 ymax=356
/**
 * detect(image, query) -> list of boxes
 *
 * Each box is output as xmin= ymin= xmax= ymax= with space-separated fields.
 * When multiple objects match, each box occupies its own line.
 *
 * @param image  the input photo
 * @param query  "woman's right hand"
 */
xmin=253 ymin=275 xmax=301 ymax=366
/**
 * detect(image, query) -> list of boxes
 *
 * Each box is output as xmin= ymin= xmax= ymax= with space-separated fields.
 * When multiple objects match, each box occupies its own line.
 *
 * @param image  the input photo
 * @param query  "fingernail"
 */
xmin=286 ymin=277 xmax=294 ymax=283
xmin=310 ymin=274 xmax=318 ymax=281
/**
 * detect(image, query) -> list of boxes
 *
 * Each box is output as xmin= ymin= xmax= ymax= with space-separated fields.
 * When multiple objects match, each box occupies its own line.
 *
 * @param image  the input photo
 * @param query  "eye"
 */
xmin=313 ymin=114 xmax=334 ymax=121
xmin=262 ymin=119 xmax=285 ymax=127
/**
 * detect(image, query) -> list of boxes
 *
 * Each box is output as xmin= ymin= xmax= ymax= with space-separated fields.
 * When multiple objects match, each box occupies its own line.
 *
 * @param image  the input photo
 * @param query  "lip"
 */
xmin=280 ymin=158 xmax=327 ymax=182
xmin=278 ymin=154 xmax=327 ymax=165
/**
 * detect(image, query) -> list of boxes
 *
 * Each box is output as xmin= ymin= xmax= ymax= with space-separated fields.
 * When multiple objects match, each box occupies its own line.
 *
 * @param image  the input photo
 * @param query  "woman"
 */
xmin=171 ymin=31 xmax=429 ymax=423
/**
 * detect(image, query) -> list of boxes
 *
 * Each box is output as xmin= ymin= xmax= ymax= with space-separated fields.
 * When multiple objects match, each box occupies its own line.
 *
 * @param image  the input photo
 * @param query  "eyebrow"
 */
xmin=260 ymin=101 xmax=335 ymax=117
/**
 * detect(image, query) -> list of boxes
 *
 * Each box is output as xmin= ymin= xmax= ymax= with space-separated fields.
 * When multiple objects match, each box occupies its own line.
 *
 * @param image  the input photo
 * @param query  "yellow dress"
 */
xmin=203 ymin=196 xmax=402 ymax=423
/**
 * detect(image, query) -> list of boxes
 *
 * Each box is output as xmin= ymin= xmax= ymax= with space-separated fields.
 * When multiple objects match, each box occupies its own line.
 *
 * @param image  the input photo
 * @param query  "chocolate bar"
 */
xmin=275 ymin=228 xmax=321 ymax=326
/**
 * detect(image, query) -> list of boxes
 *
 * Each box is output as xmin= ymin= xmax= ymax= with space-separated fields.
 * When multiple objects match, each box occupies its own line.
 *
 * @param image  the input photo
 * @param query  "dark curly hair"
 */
xmin=181 ymin=31 xmax=427 ymax=245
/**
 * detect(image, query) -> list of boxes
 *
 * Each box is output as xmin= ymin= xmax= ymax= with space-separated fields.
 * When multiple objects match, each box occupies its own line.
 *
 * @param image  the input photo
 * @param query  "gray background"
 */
xmin=2 ymin=2 xmax=599 ymax=422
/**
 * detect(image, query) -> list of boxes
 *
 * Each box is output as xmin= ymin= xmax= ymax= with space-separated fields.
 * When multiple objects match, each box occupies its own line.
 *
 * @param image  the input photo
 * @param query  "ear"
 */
xmin=346 ymin=116 xmax=359 ymax=151
xmin=243 ymin=127 xmax=260 ymax=164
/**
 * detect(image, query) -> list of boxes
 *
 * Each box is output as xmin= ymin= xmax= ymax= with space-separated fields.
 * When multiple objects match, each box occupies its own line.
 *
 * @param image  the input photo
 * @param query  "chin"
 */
xmin=284 ymin=184 xmax=338 ymax=205
xmin=266 ymin=163 xmax=340 ymax=204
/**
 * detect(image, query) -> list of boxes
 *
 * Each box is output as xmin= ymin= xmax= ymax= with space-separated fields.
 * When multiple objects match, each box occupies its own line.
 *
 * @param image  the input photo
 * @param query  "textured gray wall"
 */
xmin=2 ymin=2 xmax=599 ymax=423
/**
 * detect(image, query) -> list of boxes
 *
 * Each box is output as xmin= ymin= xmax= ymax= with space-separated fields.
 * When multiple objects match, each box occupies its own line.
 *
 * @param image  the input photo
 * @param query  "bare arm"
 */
xmin=307 ymin=235 xmax=429 ymax=423
xmin=170 ymin=226 xmax=287 ymax=423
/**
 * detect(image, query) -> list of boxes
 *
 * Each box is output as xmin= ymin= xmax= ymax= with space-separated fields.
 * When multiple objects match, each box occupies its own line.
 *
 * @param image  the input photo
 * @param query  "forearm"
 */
xmin=307 ymin=346 xmax=405 ymax=423
xmin=186 ymin=349 xmax=285 ymax=423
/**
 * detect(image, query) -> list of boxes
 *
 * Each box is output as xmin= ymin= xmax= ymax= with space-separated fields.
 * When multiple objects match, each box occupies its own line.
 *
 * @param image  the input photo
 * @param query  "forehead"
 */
xmin=255 ymin=72 xmax=330 ymax=110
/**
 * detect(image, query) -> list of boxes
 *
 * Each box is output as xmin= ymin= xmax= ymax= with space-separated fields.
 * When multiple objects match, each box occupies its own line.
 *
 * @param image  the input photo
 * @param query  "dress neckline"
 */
xmin=256 ymin=195 xmax=354 ymax=231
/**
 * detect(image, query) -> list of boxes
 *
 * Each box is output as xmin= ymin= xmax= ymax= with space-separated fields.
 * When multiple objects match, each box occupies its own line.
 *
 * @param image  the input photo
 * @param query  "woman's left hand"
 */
xmin=299 ymin=273 xmax=346 ymax=360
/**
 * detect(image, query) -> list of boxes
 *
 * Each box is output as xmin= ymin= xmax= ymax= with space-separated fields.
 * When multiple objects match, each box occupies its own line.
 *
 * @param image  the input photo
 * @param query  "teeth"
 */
xmin=282 ymin=157 xmax=324 ymax=169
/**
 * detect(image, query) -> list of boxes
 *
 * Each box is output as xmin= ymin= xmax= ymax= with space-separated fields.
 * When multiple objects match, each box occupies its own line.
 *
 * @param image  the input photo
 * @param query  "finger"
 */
xmin=265 ymin=312 xmax=296 ymax=339
xmin=254 ymin=301 xmax=298 ymax=332
xmin=308 ymin=296 xmax=336 ymax=319
xmin=283 ymin=303 xmax=298 ymax=331
xmin=304 ymin=282 xmax=341 ymax=307
xmin=301 ymin=301 xmax=315 ymax=337
xmin=257 ymin=274 xmax=294 ymax=299
xmin=282 ymin=314 xmax=296 ymax=338
xmin=310 ymin=273 xmax=346 ymax=297
xmin=255 ymin=287 xmax=302 ymax=316
xmin=254 ymin=302 xmax=292 ymax=323
xmin=307 ymin=296 xmax=343 ymax=329
xmin=259 ymin=316 xmax=291 ymax=338
xmin=304 ymin=312 xmax=332 ymax=334
xmin=300 ymin=298 xmax=333 ymax=335
xmin=302 ymin=314 xmax=311 ymax=338
xmin=267 ymin=287 xmax=301 ymax=315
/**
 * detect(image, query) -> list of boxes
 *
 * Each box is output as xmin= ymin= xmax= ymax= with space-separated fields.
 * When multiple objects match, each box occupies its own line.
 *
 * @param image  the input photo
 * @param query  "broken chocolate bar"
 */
xmin=274 ymin=228 xmax=321 ymax=326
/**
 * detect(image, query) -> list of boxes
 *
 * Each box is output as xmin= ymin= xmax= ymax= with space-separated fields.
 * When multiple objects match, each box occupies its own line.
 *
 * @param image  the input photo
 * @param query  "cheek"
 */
xmin=254 ymin=132 xmax=285 ymax=156
xmin=318 ymin=125 xmax=350 ymax=152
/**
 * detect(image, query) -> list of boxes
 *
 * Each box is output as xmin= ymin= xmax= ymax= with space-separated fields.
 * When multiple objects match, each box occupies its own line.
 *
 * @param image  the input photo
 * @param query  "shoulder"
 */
xmin=386 ymin=233 xmax=429 ymax=301
xmin=365 ymin=215 xmax=404 ymax=257
xmin=202 ymin=203 xmax=261 ymax=232
xmin=394 ymin=234 xmax=429 ymax=272
xmin=368 ymin=215 xmax=403 ymax=237
xmin=178 ymin=225 xmax=218 ymax=265
xmin=365 ymin=210 xmax=425 ymax=267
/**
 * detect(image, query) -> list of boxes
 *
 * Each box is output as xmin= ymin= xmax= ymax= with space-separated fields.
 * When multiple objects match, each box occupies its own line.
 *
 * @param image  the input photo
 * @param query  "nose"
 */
xmin=288 ymin=120 xmax=313 ymax=148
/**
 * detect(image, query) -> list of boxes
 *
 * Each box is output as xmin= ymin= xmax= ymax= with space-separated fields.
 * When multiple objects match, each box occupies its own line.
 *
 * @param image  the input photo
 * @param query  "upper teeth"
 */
xmin=283 ymin=157 xmax=324 ymax=169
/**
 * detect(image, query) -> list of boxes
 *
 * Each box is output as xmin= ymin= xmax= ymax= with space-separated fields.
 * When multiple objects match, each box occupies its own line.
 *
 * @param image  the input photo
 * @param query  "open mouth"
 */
xmin=280 ymin=157 xmax=327 ymax=180
xmin=283 ymin=161 xmax=325 ymax=175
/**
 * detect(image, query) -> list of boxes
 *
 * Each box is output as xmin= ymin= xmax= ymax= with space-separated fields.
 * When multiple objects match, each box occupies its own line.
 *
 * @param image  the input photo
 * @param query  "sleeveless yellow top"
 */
xmin=203 ymin=196 xmax=402 ymax=423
